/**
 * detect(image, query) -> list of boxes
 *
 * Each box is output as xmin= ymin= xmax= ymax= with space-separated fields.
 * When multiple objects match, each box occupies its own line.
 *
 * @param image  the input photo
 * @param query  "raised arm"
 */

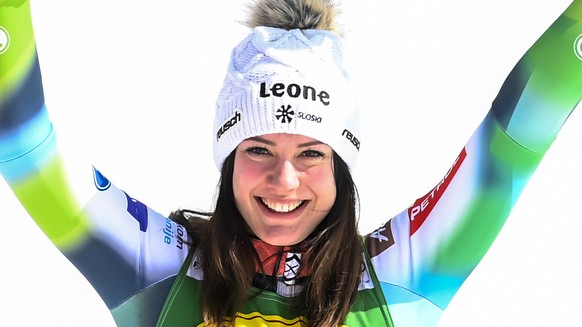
xmin=365 ymin=1 xmax=582 ymax=325
xmin=0 ymin=2 xmax=189 ymax=325
xmin=0 ymin=0 xmax=87 ymax=249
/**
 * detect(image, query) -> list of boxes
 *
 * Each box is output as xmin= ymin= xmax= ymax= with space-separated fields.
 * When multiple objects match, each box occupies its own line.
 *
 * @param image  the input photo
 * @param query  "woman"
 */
xmin=1 ymin=0 xmax=581 ymax=326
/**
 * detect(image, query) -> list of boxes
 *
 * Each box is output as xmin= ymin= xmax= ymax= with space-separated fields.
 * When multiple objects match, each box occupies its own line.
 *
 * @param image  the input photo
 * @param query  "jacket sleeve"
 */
xmin=0 ymin=1 xmax=189 ymax=314
xmin=364 ymin=1 xmax=582 ymax=324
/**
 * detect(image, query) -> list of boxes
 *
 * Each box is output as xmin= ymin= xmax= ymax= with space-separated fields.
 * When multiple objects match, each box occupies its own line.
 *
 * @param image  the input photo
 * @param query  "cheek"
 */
xmin=233 ymin=157 xmax=261 ymax=201
xmin=309 ymin=168 xmax=336 ymax=208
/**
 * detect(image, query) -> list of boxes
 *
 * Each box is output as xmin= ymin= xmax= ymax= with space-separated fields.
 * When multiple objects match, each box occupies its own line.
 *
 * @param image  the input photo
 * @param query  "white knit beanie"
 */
xmin=212 ymin=26 xmax=360 ymax=170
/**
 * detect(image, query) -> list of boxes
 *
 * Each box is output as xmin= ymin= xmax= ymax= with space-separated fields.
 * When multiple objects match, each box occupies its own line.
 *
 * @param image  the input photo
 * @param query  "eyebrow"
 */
xmin=246 ymin=136 xmax=324 ymax=148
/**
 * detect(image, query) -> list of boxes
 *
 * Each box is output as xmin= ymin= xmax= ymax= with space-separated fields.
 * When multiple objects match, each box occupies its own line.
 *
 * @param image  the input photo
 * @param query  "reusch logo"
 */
xmin=575 ymin=34 xmax=582 ymax=61
xmin=342 ymin=129 xmax=360 ymax=151
xmin=0 ymin=26 xmax=10 ymax=55
xmin=276 ymin=105 xmax=295 ymax=123
xmin=217 ymin=110 xmax=241 ymax=141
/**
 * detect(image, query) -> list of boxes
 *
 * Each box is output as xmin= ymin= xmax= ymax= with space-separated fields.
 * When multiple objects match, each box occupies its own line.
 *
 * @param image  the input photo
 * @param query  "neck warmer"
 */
xmin=252 ymin=239 xmax=310 ymax=297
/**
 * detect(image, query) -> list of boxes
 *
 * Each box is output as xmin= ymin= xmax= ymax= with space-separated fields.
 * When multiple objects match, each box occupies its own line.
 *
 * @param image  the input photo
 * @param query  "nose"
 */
xmin=268 ymin=159 xmax=300 ymax=192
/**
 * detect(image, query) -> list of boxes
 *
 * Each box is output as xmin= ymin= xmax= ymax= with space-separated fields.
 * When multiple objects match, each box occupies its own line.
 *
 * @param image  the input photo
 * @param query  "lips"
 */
xmin=259 ymin=197 xmax=305 ymax=213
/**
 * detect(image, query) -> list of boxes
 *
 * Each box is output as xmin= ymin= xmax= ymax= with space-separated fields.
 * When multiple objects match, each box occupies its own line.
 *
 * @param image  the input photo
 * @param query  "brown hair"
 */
xmin=170 ymin=150 xmax=362 ymax=326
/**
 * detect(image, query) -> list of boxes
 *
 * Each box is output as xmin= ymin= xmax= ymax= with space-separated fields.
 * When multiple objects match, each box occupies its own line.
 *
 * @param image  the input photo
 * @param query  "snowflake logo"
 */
xmin=275 ymin=105 xmax=294 ymax=124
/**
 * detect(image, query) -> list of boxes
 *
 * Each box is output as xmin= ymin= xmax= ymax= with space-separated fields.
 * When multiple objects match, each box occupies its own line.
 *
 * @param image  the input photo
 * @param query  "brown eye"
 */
xmin=245 ymin=147 xmax=271 ymax=156
xmin=301 ymin=150 xmax=325 ymax=158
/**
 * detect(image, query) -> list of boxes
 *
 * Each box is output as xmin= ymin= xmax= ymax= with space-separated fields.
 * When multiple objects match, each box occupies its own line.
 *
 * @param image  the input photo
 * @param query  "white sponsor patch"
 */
xmin=0 ymin=26 xmax=10 ymax=55
xmin=575 ymin=34 xmax=582 ymax=61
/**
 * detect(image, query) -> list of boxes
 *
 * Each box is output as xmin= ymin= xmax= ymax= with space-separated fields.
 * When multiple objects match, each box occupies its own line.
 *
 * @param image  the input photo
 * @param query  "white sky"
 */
xmin=1 ymin=0 xmax=581 ymax=326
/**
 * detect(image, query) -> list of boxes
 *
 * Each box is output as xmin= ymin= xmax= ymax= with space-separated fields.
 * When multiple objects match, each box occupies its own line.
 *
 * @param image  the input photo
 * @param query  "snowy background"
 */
xmin=1 ymin=0 xmax=581 ymax=325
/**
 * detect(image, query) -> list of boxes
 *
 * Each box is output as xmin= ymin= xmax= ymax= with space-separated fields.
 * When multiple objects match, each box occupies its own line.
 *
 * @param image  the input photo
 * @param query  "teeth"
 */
xmin=261 ymin=198 xmax=304 ymax=213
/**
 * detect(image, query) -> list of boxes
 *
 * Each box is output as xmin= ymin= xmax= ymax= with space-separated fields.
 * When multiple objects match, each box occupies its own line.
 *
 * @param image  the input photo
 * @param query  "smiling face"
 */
xmin=233 ymin=133 xmax=336 ymax=246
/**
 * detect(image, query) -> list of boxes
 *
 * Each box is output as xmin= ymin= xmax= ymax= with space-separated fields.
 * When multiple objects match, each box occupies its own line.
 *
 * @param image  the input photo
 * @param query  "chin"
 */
xmin=258 ymin=232 xmax=305 ymax=247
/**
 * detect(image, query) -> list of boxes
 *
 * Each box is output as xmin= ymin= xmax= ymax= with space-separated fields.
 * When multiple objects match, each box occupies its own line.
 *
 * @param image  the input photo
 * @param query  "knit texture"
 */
xmin=213 ymin=26 xmax=360 ymax=170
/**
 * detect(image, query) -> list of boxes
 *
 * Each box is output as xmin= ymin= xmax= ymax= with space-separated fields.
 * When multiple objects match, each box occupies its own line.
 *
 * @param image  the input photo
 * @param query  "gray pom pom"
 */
xmin=245 ymin=0 xmax=340 ymax=33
